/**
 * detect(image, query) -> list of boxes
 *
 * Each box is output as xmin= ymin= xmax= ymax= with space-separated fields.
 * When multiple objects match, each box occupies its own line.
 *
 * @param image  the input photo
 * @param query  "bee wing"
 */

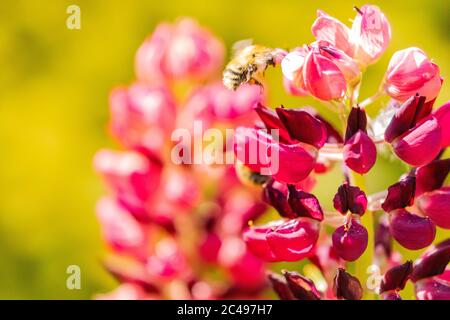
xmin=231 ymin=39 xmax=253 ymax=57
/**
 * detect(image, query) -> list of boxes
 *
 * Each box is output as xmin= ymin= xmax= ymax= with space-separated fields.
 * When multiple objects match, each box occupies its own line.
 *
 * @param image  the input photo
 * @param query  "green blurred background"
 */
xmin=0 ymin=0 xmax=448 ymax=299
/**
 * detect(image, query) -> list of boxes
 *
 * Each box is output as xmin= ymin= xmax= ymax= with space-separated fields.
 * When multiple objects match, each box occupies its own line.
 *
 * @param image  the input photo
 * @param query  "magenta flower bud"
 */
xmin=303 ymin=48 xmax=347 ymax=101
xmin=94 ymin=149 xmax=162 ymax=221
xmin=345 ymin=107 xmax=368 ymax=142
xmin=381 ymin=292 xmax=402 ymax=300
xmin=283 ymin=270 xmax=321 ymax=300
xmin=263 ymin=179 xmax=295 ymax=219
xmin=375 ymin=218 xmax=393 ymax=258
xmin=136 ymin=19 xmax=225 ymax=83
xmin=388 ymin=209 xmax=436 ymax=250
xmin=411 ymin=239 xmax=450 ymax=282
xmin=134 ymin=23 xmax=172 ymax=84
xmin=390 ymin=116 xmax=442 ymax=167
xmin=384 ymin=95 xmax=431 ymax=143
xmin=379 ymin=260 xmax=413 ymax=293
xmin=332 ymin=219 xmax=368 ymax=262
xmin=312 ymin=10 xmax=354 ymax=57
xmin=385 ymin=47 xmax=442 ymax=102
xmin=267 ymin=272 xmax=296 ymax=300
xmin=434 ymin=101 xmax=450 ymax=148
xmin=96 ymin=197 xmax=148 ymax=257
xmin=109 ymin=84 xmax=176 ymax=154
xmin=343 ymin=130 xmax=377 ymax=174
xmin=266 ymin=218 xmax=320 ymax=262
xmin=415 ymin=159 xmax=450 ymax=196
xmin=254 ymin=104 xmax=294 ymax=144
xmin=351 ymin=5 xmax=391 ymax=66
xmin=333 ymin=268 xmax=363 ymax=300
xmin=418 ymin=187 xmax=450 ymax=229
xmin=275 ymin=107 xmax=328 ymax=148
xmin=415 ymin=274 xmax=450 ymax=300
xmin=146 ymin=238 xmax=190 ymax=280
xmin=233 ymin=127 xmax=317 ymax=183
xmin=242 ymin=220 xmax=284 ymax=262
xmin=381 ymin=176 xmax=416 ymax=212
xmin=333 ymin=182 xmax=367 ymax=215
xmin=287 ymin=185 xmax=324 ymax=221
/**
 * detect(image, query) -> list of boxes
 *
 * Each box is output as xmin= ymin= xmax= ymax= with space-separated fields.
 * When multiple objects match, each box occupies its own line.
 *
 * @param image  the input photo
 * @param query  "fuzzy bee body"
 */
xmin=235 ymin=161 xmax=269 ymax=187
xmin=223 ymin=43 xmax=275 ymax=90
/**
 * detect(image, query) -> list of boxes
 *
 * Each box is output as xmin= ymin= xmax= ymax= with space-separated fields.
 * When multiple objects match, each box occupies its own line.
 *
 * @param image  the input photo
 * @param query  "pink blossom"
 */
xmin=136 ymin=18 xmax=224 ymax=83
xmin=94 ymin=149 xmax=162 ymax=221
xmin=312 ymin=10 xmax=354 ymax=57
xmin=145 ymin=238 xmax=191 ymax=280
xmin=303 ymin=48 xmax=347 ymax=101
xmin=316 ymin=41 xmax=361 ymax=84
xmin=109 ymin=83 xmax=176 ymax=155
xmin=385 ymin=47 xmax=442 ymax=102
xmin=96 ymin=197 xmax=148 ymax=258
xmin=351 ymin=5 xmax=391 ymax=65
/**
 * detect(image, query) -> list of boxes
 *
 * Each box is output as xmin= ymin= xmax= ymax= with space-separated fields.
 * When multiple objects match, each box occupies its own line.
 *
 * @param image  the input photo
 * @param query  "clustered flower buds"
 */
xmin=95 ymin=4 xmax=449 ymax=300
xmin=228 ymin=4 xmax=449 ymax=300
xmin=94 ymin=19 xmax=271 ymax=299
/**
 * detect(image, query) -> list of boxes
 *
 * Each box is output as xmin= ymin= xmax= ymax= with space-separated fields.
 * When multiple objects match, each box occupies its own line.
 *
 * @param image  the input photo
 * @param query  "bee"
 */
xmin=235 ymin=160 xmax=270 ymax=187
xmin=223 ymin=40 xmax=276 ymax=90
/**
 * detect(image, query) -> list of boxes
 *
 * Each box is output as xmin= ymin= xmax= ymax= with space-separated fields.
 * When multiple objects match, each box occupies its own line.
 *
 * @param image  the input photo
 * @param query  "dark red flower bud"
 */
xmin=417 ymin=187 xmax=450 ymax=229
xmin=388 ymin=209 xmax=436 ymax=250
xmin=333 ymin=268 xmax=363 ymax=300
xmin=411 ymin=239 xmax=450 ymax=282
xmin=379 ymin=260 xmax=413 ymax=293
xmin=381 ymin=176 xmax=416 ymax=212
xmin=287 ymin=185 xmax=324 ymax=221
xmin=266 ymin=218 xmax=320 ymax=262
xmin=385 ymin=95 xmax=429 ymax=143
xmin=276 ymin=107 xmax=327 ymax=148
xmin=267 ymin=272 xmax=296 ymax=300
xmin=255 ymin=104 xmax=294 ymax=144
xmin=375 ymin=218 xmax=393 ymax=258
xmin=415 ymin=159 xmax=450 ymax=196
xmin=333 ymin=182 xmax=367 ymax=215
xmin=283 ymin=270 xmax=321 ymax=300
xmin=332 ymin=219 xmax=368 ymax=262
xmin=262 ymin=179 xmax=295 ymax=219
xmin=343 ymin=130 xmax=377 ymax=174
xmin=345 ymin=107 xmax=367 ymax=142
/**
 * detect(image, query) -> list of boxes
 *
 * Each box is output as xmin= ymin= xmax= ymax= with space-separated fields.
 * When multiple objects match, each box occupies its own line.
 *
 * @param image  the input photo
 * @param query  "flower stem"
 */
xmin=359 ymin=90 xmax=385 ymax=108
xmin=349 ymin=172 xmax=375 ymax=299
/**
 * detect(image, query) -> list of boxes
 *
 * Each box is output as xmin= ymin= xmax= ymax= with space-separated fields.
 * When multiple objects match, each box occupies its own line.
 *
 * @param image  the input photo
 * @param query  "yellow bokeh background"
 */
xmin=0 ymin=0 xmax=448 ymax=299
